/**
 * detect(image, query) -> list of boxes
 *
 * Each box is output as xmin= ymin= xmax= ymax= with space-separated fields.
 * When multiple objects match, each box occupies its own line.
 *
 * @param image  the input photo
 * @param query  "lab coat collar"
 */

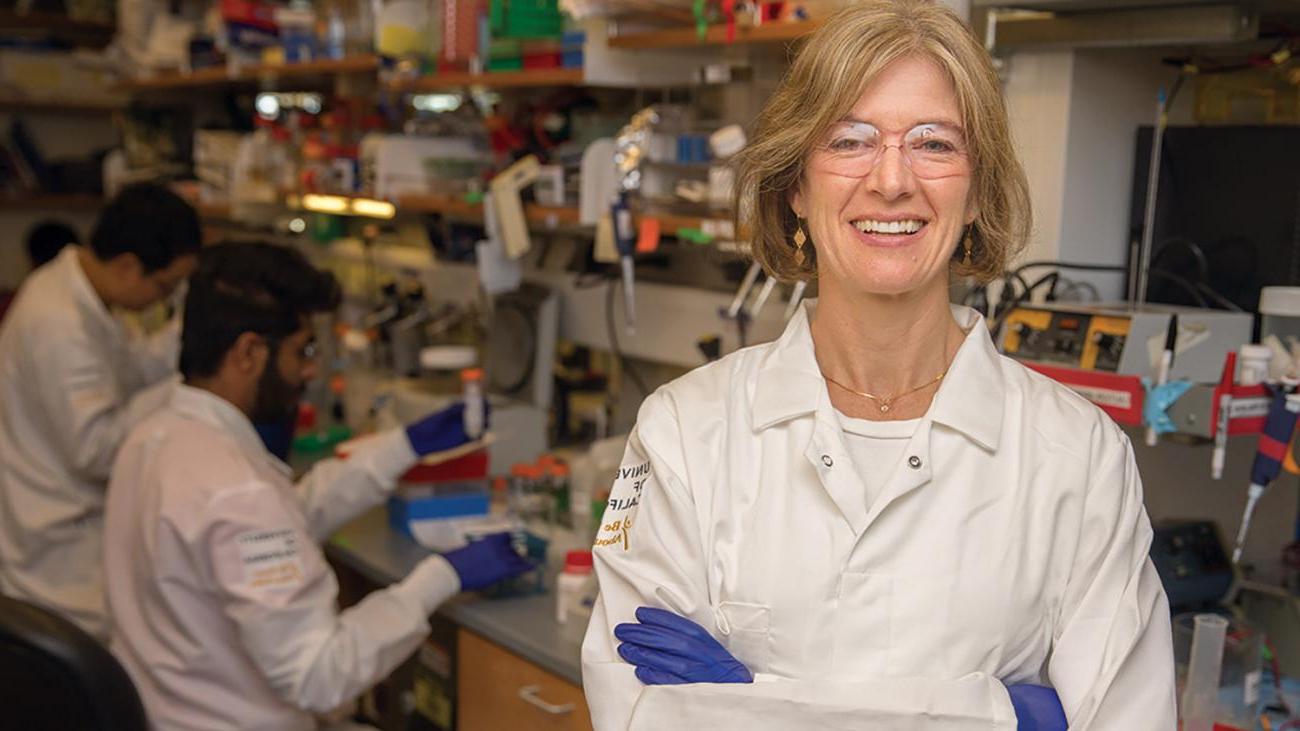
xmin=168 ymin=385 xmax=293 ymax=477
xmin=751 ymin=300 xmax=1004 ymax=452
xmin=56 ymin=246 xmax=118 ymax=334
xmin=750 ymin=302 xmax=825 ymax=430
xmin=928 ymin=306 xmax=1005 ymax=452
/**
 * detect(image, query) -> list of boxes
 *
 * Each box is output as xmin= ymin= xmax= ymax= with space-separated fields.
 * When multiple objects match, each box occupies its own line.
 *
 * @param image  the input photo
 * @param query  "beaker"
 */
xmin=1174 ymin=613 xmax=1263 ymax=731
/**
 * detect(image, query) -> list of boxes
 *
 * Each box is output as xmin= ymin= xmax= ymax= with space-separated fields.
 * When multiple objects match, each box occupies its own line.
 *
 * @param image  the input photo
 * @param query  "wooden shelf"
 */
xmin=651 ymin=211 xmax=715 ymax=232
xmin=397 ymin=193 xmax=583 ymax=226
xmin=0 ymin=11 xmax=114 ymax=46
xmin=0 ymin=98 xmax=123 ymax=115
xmin=398 ymin=193 xmax=483 ymax=218
xmin=0 ymin=194 xmax=104 ymax=211
xmin=608 ymin=19 xmax=822 ymax=49
xmin=526 ymin=203 xmax=582 ymax=226
xmin=118 ymin=55 xmax=380 ymax=93
xmin=0 ymin=10 xmax=113 ymax=32
xmin=386 ymin=67 xmax=585 ymax=92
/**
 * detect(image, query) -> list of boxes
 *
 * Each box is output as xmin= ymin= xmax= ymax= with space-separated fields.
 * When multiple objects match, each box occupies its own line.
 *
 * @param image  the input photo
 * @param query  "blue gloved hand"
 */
xmin=1007 ymin=684 xmax=1067 ymax=731
xmin=613 ymin=606 xmax=753 ymax=685
xmin=441 ymin=533 xmax=534 ymax=591
xmin=404 ymin=400 xmax=488 ymax=457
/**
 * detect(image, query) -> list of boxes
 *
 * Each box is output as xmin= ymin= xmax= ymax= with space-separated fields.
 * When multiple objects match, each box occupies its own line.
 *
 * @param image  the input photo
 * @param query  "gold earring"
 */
xmin=962 ymin=230 xmax=973 ymax=266
xmin=793 ymin=220 xmax=807 ymax=266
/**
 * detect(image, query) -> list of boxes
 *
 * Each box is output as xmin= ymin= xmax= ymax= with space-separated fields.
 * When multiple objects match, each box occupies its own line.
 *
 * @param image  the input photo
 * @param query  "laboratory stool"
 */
xmin=0 ymin=594 xmax=147 ymax=730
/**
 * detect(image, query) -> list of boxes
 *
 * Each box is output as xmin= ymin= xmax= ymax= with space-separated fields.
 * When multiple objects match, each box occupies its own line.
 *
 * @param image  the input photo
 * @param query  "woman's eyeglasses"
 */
xmin=814 ymin=121 xmax=970 ymax=180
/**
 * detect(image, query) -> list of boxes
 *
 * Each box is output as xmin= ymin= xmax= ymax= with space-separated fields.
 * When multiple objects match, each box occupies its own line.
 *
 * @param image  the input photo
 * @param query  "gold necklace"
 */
xmin=822 ymin=370 xmax=947 ymax=414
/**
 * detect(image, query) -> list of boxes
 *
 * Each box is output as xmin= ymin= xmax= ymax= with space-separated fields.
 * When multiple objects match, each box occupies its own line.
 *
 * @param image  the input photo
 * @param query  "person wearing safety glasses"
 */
xmin=0 ymin=183 xmax=200 ymax=639
xmin=581 ymin=2 xmax=1176 ymax=729
xmin=104 ymin=242 xmax=532 ymax=729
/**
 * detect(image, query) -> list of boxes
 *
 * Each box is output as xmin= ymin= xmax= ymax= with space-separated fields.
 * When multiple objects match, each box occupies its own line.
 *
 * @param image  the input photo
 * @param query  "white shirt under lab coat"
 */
xmin=105 ymin=385 xmax=460 ymax=731
xmin=0 ymin=247 xmax=178 ymax=637
xmin=582 ymin=303 xmax=1176 ymax=730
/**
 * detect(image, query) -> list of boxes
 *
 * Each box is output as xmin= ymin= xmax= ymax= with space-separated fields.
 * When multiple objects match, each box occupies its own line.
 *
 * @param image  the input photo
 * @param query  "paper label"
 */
xmin=1066 ymin=384 xmax=1133 ymax=410
xmin=1244 ymin=669 xmax=1262 ymax=706
xmin=1230 ymin=397 xmax=1271 ymax=419
xmin=237 ymin=528 xmax=304 ymax=590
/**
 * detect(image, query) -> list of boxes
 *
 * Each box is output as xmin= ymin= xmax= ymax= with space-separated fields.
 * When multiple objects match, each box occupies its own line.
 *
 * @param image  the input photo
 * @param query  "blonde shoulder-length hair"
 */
xmin=734 ymin=0 xmax=1031 ymax=284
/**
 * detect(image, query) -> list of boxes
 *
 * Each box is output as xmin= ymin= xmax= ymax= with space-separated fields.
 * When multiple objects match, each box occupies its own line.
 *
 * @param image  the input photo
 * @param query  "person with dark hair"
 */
xmin=25 ymin=219 xmax=79 ymax=269
xmin=104 ymin=242 xmax=532 ymax=730
xmin=0 ymin=220 xmax=79 ymax=324
xmin=0 ymin=182 xmax=201 ymax=639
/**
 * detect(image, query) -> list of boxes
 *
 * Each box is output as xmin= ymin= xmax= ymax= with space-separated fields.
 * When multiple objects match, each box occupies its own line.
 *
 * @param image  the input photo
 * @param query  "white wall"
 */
xmin=1004 ymin=50 xmax=1074 ymax=271
xmin=1003 ymin=48 xmax=1195 ymax=299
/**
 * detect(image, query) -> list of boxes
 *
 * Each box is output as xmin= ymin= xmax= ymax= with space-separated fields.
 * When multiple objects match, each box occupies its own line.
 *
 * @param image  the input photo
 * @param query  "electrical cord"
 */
xmin=1166 ymin=70 xmax=1188 ymax=111
xmin=1194 ymin=281 xmax=1244 ymax=311
xmin=989 ymin=271 xmax=1061 ymax=337
xmin=1152 ymin=236 xmax=1210 ymax=285
xmin=1010 ymin=260 xmax=1237 ymax=308
xmin=1009 ymin=260 xmax=1127 ymax=275
xmin=1151 ymin=270 xmax=1210 ymax=307
xmin=606 ymin=276 xmax=651 ymax=398
xmin=1003 ymin=269 xmax=1033 ymax=298
xmin=1054 ymin=277 xmax=1101 ymax=303
xmin=988 ymin=264 xmax=1216 ymax=338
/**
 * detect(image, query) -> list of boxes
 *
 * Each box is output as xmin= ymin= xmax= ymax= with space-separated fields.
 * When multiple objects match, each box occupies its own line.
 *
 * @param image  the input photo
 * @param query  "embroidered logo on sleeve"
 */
xmin=594 ymin=460 xmax=650 ymax=551
xmin=236 ymin=528 xmax=305 ymax=590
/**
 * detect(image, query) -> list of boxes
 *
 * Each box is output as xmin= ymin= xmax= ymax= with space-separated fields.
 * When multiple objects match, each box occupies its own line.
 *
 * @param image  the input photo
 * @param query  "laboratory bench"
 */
xmin=327 ymin=506 xmax=594 ymax=731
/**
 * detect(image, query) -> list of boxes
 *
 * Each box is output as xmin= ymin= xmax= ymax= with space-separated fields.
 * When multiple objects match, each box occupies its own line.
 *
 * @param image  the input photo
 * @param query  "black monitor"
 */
xmin=1131 ymin=125 xmax=1300 ymax=314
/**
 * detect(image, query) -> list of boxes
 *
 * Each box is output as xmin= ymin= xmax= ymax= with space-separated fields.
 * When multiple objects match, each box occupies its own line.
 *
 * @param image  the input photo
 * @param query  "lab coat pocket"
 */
xmin=716 ymin=601 xmax=772 ymax=673
xmin=832 ymin=572 xmax=892 ymax=674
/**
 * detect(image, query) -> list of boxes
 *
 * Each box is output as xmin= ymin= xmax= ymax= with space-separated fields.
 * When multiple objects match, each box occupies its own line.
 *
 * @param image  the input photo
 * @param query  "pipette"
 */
xmin=1145 ymin=313 xmax=1178 ymax=447
xmin=1232 ymin=388 xmax=1300 ymax=564
xmin=611 ymin=192 xmax=637 ymax=334
xmin=1211 ymin=351 xmax=1236 ymax=480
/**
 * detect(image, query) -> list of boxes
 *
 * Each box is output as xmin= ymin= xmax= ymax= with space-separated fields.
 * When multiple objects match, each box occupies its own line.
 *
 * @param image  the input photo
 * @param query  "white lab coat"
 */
xmin=0 ymin=247 xmax=178 ymax=637
xmin=582 ymin=303 xmax=1176 ymax=730
xmin=105 ymin=385 xmax=460 ymax=731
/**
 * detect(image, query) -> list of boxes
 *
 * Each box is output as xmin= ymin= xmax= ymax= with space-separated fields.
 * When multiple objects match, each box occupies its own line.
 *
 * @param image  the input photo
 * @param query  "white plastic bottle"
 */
xmin=556 ymin=550 xmax=596 ymax=624
xmin=461 ymin=368 xmax=485 ymax=439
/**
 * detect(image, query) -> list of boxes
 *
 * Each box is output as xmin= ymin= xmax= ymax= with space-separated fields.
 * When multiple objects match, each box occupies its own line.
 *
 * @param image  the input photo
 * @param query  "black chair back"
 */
xmin=0 ymin=595 xmax=148 ymax=731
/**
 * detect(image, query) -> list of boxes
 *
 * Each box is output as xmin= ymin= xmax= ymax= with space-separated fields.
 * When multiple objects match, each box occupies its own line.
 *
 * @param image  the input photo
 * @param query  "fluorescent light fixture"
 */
xmin=411 ymin=93 xmax=462 ymax=113
xmin=301 ymin=194 xmax=349 ymax=213
xmin=349 ymin=197 xmax=396 ymax=219
xmin=255 ymin=93 xmax=280 ymax=119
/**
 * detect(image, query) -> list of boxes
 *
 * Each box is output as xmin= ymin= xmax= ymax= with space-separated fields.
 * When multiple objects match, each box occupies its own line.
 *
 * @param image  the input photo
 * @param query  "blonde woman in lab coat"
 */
xmin=580 ymin=1 xmax=1178 ymax=729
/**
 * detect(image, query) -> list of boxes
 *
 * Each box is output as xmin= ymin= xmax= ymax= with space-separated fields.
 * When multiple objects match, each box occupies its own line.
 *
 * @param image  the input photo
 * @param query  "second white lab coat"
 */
xmin=0 ymin=247 xmax=178 ymax=637
xmin=582 ymin=303 xmax=1176 ymax=730
xmin=105 ymin=385 xmax=460 ymax=731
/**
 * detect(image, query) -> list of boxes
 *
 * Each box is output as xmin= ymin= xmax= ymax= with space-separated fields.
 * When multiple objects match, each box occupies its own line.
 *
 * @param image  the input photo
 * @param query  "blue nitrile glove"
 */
xmin=441 ymin=533 xmax=534 ymax=591
xmin=404 ymin=400 xmax=490 ymax=457
xmin=1007 ymin=684 xmax=1067 ymax=731
xmin=613 ymin=606 xmax=753 ymax=685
